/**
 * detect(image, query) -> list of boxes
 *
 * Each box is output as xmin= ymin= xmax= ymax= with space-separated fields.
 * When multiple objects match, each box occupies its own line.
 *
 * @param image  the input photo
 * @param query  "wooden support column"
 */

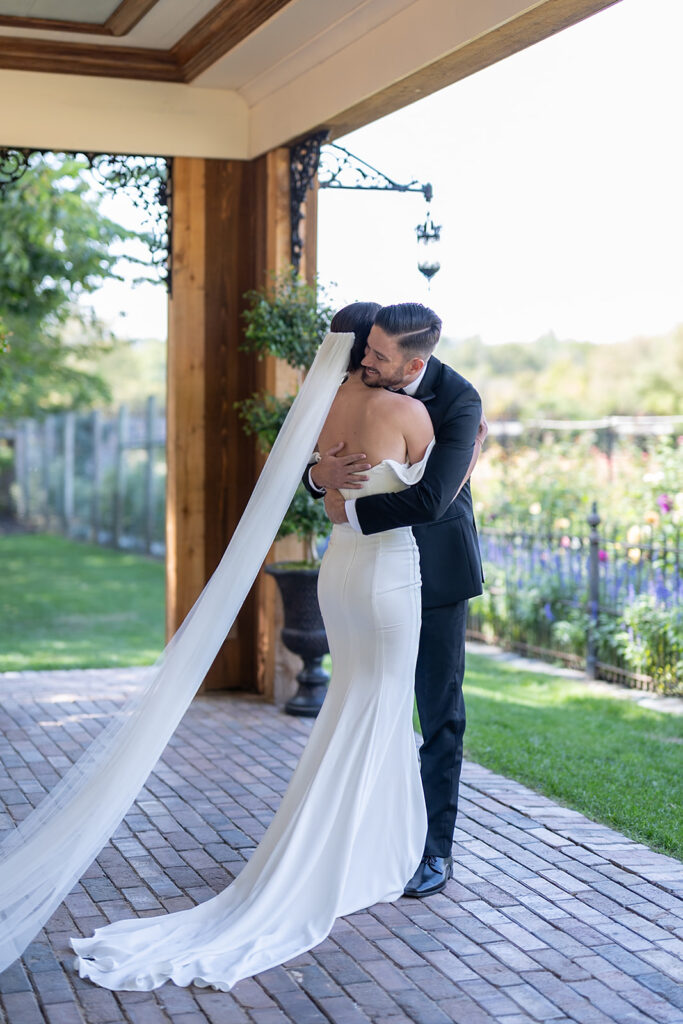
xmin=252 ymin=149 xmax=303 ymax=700
xmin=167 ymin=148 xmax=313 ymax=694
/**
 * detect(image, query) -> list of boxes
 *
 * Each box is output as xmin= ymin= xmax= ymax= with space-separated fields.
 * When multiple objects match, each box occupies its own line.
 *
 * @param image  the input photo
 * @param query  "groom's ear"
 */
xmin=408 ymin=357 xmax=425 ymax=376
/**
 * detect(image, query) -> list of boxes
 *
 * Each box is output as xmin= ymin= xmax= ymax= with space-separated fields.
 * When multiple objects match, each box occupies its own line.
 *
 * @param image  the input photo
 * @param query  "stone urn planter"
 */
xmin=265 ymin=563 xmax=329 ymax=717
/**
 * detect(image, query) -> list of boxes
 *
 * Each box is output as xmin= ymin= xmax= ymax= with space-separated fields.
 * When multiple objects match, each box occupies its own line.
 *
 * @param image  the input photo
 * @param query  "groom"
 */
xmin=308 ymin=302 xmax=485 ymax=897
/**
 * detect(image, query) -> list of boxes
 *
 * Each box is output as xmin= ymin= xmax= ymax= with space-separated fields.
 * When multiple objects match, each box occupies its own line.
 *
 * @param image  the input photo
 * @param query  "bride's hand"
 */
xmin=324 ymin=489 xmax=348 ymax=524
xmin=312 ymin=443 xmax=371 ymax=490
xmin=477 ymin=412 xmax=489 ymax=446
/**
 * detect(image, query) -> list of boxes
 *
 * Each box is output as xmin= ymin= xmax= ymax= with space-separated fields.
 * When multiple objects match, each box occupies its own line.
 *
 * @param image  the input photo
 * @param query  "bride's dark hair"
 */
xmin=330 ymin=301 xmax=381 ymax=371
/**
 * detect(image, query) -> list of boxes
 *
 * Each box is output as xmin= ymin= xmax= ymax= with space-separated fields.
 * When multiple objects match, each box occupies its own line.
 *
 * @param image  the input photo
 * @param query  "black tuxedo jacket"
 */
xmin=355 ymin=356 xmax=484 ymax=609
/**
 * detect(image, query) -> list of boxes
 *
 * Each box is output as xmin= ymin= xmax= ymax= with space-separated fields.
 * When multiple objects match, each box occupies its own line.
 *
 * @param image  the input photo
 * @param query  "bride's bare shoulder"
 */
xmin=389 ymin=392 xmax=432 ymax=429
xmin=389 ymin=394 xmax=433 ymax=463
xmin=340 ymin=383 xmax=431 ymax=435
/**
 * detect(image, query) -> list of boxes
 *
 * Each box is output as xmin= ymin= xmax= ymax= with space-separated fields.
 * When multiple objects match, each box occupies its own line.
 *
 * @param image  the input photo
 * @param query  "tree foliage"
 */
xmin=439 ymin=327 xmax=683 ymax=420
xmin=80 ymin=336 xmax=167 ymax=413
xmin=0 ymin=155 xmax=150 ymax=420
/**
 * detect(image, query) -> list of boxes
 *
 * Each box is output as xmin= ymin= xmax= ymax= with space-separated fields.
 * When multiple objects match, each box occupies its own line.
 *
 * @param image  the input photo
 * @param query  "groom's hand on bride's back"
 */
xmin=311 ymin=443 xmax=371 ymax=491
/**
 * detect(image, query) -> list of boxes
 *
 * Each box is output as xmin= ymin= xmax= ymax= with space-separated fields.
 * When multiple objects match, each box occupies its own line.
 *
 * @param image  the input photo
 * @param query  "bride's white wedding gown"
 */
xmin=71 ymin=448 xmax=433 ymax=992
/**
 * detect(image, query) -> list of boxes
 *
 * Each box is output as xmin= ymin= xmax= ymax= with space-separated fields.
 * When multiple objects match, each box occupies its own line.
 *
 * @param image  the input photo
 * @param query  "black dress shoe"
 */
xmin=403 ymin=855 xmax=453 ymax=898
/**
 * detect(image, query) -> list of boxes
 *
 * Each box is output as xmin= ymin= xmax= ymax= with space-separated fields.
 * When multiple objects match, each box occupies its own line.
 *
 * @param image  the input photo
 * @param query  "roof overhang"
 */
xmin=0 ymin=0 xmax=621 ymax=159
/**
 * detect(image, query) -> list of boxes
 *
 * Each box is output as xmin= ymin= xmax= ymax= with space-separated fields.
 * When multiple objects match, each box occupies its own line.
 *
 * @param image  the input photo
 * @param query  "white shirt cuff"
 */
xmin=308 ymin=466 xmax=325 ymax=495
xmin=345 ymin=499 xmax=361 ymax=532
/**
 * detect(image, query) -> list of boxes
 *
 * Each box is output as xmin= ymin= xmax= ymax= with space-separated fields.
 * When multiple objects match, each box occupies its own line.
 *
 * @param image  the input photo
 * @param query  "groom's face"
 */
xmin=361 ymin=326 xmax=421 ymax=389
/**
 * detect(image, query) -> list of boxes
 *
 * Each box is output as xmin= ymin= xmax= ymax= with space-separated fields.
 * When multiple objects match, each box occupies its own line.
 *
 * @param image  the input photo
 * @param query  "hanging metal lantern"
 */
xmin=416 ymin=205 xmax=442 ymax=285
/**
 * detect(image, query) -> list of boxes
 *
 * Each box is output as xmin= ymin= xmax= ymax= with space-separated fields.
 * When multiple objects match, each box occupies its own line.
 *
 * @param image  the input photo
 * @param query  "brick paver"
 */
xmin=1 ymin=667 xmax=682 ymax=1024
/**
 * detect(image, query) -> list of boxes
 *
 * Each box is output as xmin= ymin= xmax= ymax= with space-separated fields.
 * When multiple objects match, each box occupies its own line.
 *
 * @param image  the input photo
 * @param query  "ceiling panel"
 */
xmin=0 ymin=0 xmax=120 ymax=23
xmin=194 ymin=0 xmax=415 ymax=100
xmin=0 ymin=0 xmax=217 ymax=48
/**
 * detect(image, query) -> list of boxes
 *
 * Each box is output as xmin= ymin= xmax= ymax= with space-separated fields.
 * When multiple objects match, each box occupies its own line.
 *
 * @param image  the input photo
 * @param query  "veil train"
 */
xmin=0 ymin=331 xmax=354 ymax=972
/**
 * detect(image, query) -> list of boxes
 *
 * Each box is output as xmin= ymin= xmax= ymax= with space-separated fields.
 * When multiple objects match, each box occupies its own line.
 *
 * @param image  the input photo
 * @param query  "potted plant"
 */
xmin=236 ymin=268 xmax=336 ymax=716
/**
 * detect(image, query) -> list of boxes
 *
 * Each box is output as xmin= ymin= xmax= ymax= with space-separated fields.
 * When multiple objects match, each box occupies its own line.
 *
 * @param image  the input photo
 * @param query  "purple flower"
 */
xmin=657 ymin=493 xmax=672 ymax=513
xmin=543 ymin=602 xmax=554 ymax=622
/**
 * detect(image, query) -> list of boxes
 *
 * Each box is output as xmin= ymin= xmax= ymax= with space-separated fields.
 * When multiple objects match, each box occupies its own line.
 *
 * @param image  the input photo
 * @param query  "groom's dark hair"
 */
xmin=374 ymin=303 xmax=442 ymax=358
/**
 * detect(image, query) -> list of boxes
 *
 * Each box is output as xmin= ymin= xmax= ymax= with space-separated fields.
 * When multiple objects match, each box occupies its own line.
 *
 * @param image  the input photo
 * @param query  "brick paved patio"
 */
xmin=1 ymin=667 xmax=682 ymax=1024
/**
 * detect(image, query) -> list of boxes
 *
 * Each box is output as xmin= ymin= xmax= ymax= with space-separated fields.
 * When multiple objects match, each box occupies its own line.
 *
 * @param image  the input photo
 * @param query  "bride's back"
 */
xmin=318 ymin=373 xmax=432 ymax=467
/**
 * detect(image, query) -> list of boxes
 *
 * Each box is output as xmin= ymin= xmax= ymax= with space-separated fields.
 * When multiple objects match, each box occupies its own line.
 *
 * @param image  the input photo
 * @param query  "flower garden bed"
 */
xmin=469 ymin=435 xmax=682 ymax=693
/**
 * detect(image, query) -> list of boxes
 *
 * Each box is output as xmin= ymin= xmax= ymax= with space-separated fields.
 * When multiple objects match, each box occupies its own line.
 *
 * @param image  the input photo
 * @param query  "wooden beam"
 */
xmin=301 ymin=177 xmax=318 ymax=288
xmin=172 ymin=0 xmax=295 ymax=84
xmin=322 ymin=0 xmax=623 ymax=141
xmin=106 ymin=0 xmax=162 ymax=37
xmin=167 ymin=148 xmax=308 ymax=694
xmin=252 ymin=148 xmax=304 ymax=700
xmin=166 ymin=157 xmax=207 ymax=638
xmin=0 ymin=35 xmax=180 ymax=81
xmin=201 ymin=156 xmax=263 ymax=689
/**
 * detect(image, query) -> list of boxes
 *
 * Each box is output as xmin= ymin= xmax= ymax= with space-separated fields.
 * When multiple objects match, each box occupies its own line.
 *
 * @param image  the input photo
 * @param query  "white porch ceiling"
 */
xmin=194 ymin=0 xmax=416 ymax=98
xmin=0 ymin=0 xmax=120 ymax=22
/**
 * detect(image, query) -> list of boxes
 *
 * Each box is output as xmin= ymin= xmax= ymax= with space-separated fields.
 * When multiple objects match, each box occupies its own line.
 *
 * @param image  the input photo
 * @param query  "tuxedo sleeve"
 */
xmin=302 ymin=458 xmax=324 ymax=499
xmin=355 ymin=385 xmax=482 ymax=534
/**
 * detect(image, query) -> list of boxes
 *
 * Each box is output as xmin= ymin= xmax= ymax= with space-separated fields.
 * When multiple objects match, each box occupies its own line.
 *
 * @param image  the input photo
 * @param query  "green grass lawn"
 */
xmin=415 ymin=653 xmax=682 ymax=861
xmin=0 ymin=533 xmax=165 ymax=671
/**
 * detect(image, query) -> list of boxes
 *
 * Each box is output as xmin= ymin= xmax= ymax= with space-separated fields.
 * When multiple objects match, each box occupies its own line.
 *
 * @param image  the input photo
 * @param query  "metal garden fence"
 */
xmin=467 ymin=505 xmax=682 ymax=693
xmin=7 ymin=398 xmax=165 ymax=555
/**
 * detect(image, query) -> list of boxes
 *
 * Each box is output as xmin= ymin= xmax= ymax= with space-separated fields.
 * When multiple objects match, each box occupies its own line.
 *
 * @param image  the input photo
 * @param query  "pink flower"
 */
xmin=599 ymin=550 xmax=608 ymax=562
xmin=560 ymin=535 xmax=571 ymax=548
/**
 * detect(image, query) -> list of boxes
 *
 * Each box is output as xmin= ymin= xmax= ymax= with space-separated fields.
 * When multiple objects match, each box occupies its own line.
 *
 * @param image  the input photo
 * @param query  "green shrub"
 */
xmin=611 ymin=597 xmax=683 ymax=690
xmin=236 ymin=268 xmax=336 ymax=555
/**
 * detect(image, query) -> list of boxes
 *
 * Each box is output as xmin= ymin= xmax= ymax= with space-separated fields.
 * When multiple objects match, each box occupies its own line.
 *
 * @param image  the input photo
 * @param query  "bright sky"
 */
xmin=90 ymin=0 xmax=683 ymax=347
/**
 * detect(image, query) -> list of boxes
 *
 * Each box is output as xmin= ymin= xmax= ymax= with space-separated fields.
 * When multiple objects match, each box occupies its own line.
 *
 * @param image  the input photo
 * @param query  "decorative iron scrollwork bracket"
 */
xmin=318 ymin=142 xmax=432 ymax=202
xmin=0 ymin=148 xmax=173 ymax=291
xmin=289 ymin=130 xmax=329 ymax=272
xmin=289 ymin=134 xmax=434 ymax=272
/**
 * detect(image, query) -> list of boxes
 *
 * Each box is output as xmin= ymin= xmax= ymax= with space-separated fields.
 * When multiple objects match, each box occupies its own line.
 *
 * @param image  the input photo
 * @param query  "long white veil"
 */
xmin=0 ymin=331 xmax=354 ymax=972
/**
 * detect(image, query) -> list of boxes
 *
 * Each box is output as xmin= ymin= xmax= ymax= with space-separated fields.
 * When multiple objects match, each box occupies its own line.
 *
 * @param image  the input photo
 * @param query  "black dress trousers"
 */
xmin=414 ymin=599 xmax=468 ymax=858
